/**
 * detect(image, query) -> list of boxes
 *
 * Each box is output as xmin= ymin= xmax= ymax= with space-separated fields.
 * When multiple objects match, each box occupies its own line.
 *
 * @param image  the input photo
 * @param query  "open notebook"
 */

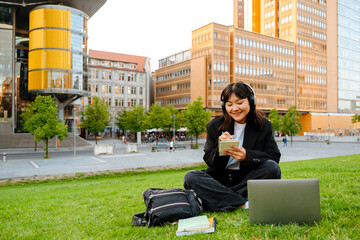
xmin=176 ymin=215 xmax=216 ymax=236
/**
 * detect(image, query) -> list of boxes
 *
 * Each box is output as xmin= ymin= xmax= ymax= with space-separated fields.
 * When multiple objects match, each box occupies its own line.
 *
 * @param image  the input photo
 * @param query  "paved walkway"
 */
xmin=0 ymin=136 xmax=359 ymax=180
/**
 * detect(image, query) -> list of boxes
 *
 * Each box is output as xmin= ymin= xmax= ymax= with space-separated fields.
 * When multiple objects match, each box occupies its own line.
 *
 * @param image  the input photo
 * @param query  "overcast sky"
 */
xmin=87 ymin=0 xmax=233 ymax=71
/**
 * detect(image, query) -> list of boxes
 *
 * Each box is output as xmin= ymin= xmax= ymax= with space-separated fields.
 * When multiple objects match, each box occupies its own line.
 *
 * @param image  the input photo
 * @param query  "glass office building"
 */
xmin=155 ymin=0 xmax=360 ymax=134
xmin=28 ymin=5 xmax=88 ymax=94
xmin=0 ymin=1 xmax=106 ymax=134
xmin=337 ymin=0 xmax=360 ymax=113
xmin=0 ymin=6 xmax=14 ymax=130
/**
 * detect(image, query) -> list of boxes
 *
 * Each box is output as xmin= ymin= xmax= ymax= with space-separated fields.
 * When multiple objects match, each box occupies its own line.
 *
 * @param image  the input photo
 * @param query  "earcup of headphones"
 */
xmin=221 ymin=101 xmax=225 ymax=112
xmin=249 ymin=93 xmax=256 ymax=108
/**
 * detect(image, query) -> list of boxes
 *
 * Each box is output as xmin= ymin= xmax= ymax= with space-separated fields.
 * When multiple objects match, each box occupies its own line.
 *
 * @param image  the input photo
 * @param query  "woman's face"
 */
xmin=225 ymin=93 xmax=250 ymax=124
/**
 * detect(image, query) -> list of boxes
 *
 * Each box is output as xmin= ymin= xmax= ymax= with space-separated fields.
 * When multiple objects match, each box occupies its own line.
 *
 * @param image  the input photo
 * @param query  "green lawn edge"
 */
xmin=0 ymin=154 xmax=359 ymax=239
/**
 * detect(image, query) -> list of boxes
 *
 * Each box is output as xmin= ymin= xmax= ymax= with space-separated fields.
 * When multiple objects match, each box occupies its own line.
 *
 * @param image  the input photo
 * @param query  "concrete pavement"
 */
xmin=0 ymin=136 xmax=359 ymax=181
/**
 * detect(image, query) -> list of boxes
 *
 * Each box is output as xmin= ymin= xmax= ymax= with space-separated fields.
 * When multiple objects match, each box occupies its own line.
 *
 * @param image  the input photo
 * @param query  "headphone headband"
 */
xmin=242 ymin=82 xmax=255 ymax=96
xmin=221 ymin=82 xmax=256 ymax=110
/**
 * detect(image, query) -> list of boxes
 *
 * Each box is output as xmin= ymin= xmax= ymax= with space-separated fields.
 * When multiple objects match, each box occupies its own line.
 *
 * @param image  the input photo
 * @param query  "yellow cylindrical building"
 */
xmin=28 ymin=5 xmax=88 ymax=94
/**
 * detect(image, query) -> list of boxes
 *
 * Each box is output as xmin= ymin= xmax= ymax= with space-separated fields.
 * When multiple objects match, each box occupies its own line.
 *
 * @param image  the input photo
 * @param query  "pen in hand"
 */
xmin=220 ymin=131 xmax=235 ymax=140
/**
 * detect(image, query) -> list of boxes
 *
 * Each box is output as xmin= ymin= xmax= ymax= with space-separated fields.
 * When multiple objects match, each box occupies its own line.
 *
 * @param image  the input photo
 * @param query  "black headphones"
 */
xmin=221 ymin=82 xmax=256 ymax=111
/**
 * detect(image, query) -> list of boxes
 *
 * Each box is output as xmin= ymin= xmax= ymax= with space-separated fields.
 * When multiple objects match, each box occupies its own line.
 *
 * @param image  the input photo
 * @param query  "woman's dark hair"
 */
xmin=219 ymin=82 xmax=264 ymax=131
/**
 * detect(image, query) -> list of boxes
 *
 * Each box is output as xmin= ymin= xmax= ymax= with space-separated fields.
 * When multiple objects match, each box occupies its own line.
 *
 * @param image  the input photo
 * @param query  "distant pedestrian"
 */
xmin=283 ymin=135 xmax=288 ymax=147
xmin=169 ymin=141 xmax=174 ymax=152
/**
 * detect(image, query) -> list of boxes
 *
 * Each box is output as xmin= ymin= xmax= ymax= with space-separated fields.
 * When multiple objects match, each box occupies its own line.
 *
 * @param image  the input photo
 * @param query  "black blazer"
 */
xmin=203 ymin=116 xmax=280 ymax=174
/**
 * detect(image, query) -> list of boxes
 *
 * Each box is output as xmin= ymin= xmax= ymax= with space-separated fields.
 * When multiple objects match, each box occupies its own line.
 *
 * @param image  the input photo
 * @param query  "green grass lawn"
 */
xmin=0 ymin=155 xmax=359 ymax=239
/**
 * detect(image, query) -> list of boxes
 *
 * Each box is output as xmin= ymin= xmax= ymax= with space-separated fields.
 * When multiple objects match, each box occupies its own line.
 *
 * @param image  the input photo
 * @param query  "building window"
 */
xmin=127 ymin=72 xmax=136 ymax=82
xmin=128 ymin=87 xmax=136 ymax=95
xmin=119 ymin=72 xmax=124 ymax=81
xmin=128 ymin=99 xmax=137 ymax=107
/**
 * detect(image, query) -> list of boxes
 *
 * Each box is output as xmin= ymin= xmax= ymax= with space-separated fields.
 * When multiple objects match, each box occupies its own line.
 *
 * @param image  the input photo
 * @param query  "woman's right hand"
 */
xmin=219 ymin=131 xmax=235 ymax=140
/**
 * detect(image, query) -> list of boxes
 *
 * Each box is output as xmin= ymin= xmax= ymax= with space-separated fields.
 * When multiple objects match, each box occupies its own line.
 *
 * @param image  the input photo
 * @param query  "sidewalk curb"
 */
xmin=0 ymin=162 xmax=205 ymax=185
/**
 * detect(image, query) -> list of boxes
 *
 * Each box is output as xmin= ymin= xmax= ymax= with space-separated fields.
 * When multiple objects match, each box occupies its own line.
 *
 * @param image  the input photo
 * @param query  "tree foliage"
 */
xmin=115 ymin=108 xmax=129 ymax=133
xmin=21 ymin=95 xmax=68 ymax=158
xmin=162 ymin=105 xmax=183 ymax=132
xmin=352 ymin=114 xmax=360 ymax=124
xmin=181 ymin=96 xmax=212 ymax=147
xmin=268 ymin=108 xmax=280 ymax=135
xmin=79 ymin=96 xmax=110 ymax=144
xmin=115 ymin=105 xmax=147 ymax=133
xmin=144 ymin=102 xmax=169 ymax=130
xmin=279 ymin=105 xmax=302 ymax=145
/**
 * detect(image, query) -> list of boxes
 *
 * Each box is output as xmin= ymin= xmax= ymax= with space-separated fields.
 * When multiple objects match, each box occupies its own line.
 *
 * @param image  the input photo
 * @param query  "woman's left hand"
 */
xmin=224 ymin=145 xmax=247 ymax=161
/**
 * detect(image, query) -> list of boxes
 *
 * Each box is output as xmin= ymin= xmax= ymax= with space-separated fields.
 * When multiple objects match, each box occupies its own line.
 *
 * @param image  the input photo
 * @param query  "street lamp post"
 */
xmin=73 ymin=107 xmax=76 ymax=156
xmin=173 ymin=114 xmax=176 ymax=144
xmin=328 ymin=113 xmax=330 ymax=143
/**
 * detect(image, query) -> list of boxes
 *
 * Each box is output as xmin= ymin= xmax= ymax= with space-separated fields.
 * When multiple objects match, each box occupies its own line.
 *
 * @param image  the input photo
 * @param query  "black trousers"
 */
xmin=183 ymin=160 xmax=281 ymax=212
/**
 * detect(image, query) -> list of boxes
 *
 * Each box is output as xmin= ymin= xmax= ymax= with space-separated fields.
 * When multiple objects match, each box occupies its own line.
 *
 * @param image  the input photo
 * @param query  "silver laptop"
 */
xmin=247 ymin=179 xmax=321 ymax=224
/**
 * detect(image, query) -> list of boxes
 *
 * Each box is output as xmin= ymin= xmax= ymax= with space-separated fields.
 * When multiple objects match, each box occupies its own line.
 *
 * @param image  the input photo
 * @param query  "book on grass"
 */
xmin=218 ymin=139 xmax=239 ymax=156
xmin=176 ymin=215 xmax=216 ymax=236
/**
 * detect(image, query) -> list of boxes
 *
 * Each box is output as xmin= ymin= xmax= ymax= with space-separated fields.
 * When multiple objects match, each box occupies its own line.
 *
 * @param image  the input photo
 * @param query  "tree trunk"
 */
xmin=44 ymin=138 xmax=49 ymax=158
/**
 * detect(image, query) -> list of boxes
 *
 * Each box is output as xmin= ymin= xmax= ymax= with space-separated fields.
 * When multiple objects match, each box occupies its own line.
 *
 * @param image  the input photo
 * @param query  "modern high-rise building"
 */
xmin=327 ymin=0 xmax=360 ymax=113
xmin=156 ymin=22 xmax=296 ymax=113
xmin=234 ymin=0 xmax=327 ymax=112
xmin=0 ymin=0 xmax=107 ymax=135
xmin=85 ymin=49 xmax=153 ymax=136
xmin=155 ymin=0 xmax=359 ymax=135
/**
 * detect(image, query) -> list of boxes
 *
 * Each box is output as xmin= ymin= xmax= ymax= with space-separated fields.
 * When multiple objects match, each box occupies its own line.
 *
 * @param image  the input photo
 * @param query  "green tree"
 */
xmin=352 ymin=114 xmax=360 ymax=123
xmin=115 ymin=105 xmax=147 ymax=134
xmin=268 ymin=108 xmax=280 ymax=136
xmin=145 ymin=102 xmax=168 ymax=131
xmin=79 ymin=96 xmax=110 ymax=144
xmin=181 ymin=96 xmax=212 ymax=148
xmin=21 ymin=95 xmax=68 ymax=158
xmin=279 ymin=105 xmax=302 ymax=146
xmin=162 ymin=106 xmax=183 ymax=133
xmin=115 ymin=109 xmax=129 ymax=135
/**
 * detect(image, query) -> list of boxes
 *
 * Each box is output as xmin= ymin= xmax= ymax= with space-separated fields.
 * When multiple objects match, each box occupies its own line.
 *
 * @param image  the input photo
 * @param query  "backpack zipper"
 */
xmin=149 ymin=202 xmax=190 ymax=214
xmin=148 ymin=191 xmax=186 ymax=200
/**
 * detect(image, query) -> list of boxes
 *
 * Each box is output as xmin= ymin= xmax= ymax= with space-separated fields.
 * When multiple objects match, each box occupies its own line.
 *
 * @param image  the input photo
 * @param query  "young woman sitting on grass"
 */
xmin=184 ymin=82 xmax=281 ymax=212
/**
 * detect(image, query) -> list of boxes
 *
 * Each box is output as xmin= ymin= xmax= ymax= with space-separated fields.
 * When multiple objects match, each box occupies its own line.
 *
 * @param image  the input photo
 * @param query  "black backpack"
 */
xmin=132 ymin=188 xmax=201 ymax=227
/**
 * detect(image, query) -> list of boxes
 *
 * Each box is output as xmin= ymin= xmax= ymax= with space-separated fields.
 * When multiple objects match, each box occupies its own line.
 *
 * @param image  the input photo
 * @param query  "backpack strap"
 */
xmin=132 ymin=212 xmax=147 ymax=227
